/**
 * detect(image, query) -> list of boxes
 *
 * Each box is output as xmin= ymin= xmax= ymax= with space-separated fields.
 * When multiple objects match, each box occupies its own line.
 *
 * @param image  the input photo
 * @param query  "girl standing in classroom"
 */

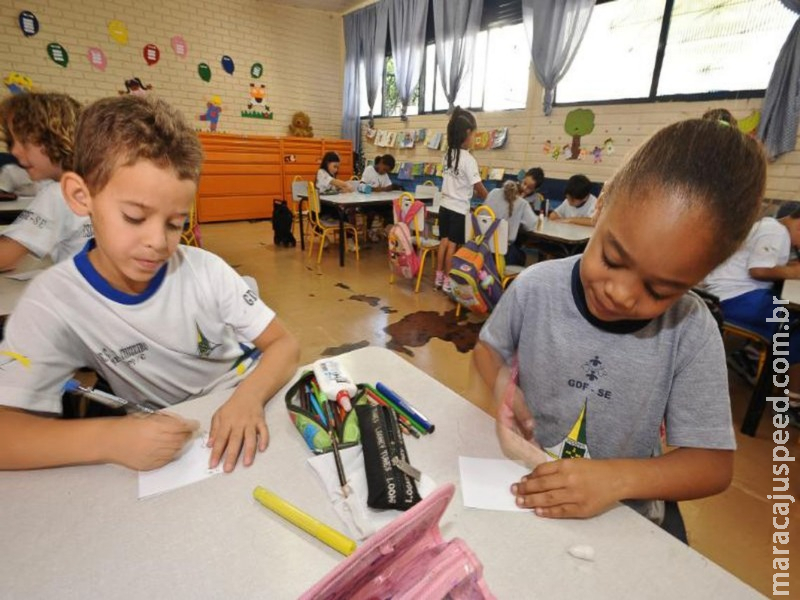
xmin=435 ymin=107 xmax=488 ymax=293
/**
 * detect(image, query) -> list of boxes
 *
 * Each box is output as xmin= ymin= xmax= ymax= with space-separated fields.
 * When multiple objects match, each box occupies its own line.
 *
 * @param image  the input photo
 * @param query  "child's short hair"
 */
xmin=525 ymin=167 xmax=544 ymax=188
xmin=564 ymin=174 xmax=592 ymax=200
xmin=0 ymin=92 xmax=81 ymax=171
xmin=603 ymin=119 xmax=766 ymax=263
xmin=377 ymin=154 xmax=395 ymax=170
xmin=73 ymin=95 xmax=203 ymax=194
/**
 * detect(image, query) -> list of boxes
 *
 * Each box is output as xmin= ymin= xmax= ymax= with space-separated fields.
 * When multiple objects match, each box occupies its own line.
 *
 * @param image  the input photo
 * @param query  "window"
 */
xmin=358 ymin=62 xmax=383 ymax=118
xmin=382 ymin=56 xmax=420 ymax=118
xmin=556 ymin=0 xmax=794 ymax=105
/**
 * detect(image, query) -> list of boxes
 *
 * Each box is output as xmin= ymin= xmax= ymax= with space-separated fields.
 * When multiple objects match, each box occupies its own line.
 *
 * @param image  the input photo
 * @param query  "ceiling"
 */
xmin=261 ymin=0 xmax=368 ymax=14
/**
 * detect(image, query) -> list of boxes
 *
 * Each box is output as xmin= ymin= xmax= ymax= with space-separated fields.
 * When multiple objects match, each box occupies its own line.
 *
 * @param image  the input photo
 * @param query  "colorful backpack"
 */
xmin=388 ymin=198 xmax=424 ymax=279
xmin=449 ymin=213 xmax=504 ymax=314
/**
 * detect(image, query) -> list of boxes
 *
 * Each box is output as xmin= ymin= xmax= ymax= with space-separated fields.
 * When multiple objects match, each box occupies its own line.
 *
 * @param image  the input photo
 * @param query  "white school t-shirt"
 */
xmin=553 ymin=193 xmax=598 ymax=220
xmin=703 ymin=217 xmax=791 ymax=301
xmin=485 ymin=188 xmax=538 ymax=243
xmin=316 ymin=169 xmax=335 ymax=193
xmin=2 ymin=179 xmax=93 ymax=263
xmin=0 ymin=243 xmax=275 ymax=414
xmin=441 ymin=150 xmax=481 ymax=215
xmin=360 ymin=165 xmax=392 ymax=189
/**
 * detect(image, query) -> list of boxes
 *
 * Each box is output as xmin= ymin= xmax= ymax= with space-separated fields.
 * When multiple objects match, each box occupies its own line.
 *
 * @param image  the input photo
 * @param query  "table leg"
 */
xmin=338 ymin=206 xmax=346 ymax=267
xmin=741 ymin=346 xmax=772 ymax=436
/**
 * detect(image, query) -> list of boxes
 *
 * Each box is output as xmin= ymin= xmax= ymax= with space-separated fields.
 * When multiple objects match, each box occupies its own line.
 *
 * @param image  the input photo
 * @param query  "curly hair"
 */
xmin=73 ymin=95 xmax=203 ymax=194
xmin=0 ymin=92 xmax=81 ymax=171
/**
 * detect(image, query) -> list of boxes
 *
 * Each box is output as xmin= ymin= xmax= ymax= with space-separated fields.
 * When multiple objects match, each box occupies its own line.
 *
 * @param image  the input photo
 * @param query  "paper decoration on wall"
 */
xmin=108 ymin=20 xmax=128 ymax=45
xmin=491 ymin=128 xmax=508 ymax=149
xmin=399 ymin=131 xmax=415 ymax=148
xmin=288 ymin=111 xmax=313 ymax=137
xmin=19 ymin=11 xmax=39 ymax=37
xmin=564 ymin=109 xmax=595 ymax=161
xmin=198 ymin=63 xmax=211 ymax=82
xmin=488 ymin=168 xmax=505 ymax=180
xmin=250 ymin=63 xmax=263 ymax=79
xmin=397 ymin=163 xmax=413 ymax=180
xmin=427 ymin=132 xmax=443 ymax=150
xmin=221 ymin=55 xmax=234 ymax=75
xmin=47 ymin=43 xmax=69 ymax=68
xmin=365 ymin=128 xmax=377 ymax=142
xmin=473 ymin=131 xmax=490 ymax=150
xmin=119 ymin=77 xmax=152 ymax=95
xmin=423 ymin=163 xmax=437 ymax=176
xmin=171 ymin=36 xmax=188 ymax=58
xmin=241 ymin=84 xmax=273 ymax=119
xmin=143 ymin=44 xmax=160 ymax=66
xmin=415 ymin=129 xmax=427 ymax=143
xmin=4 ymin=72 xmax=33 ymax=94
xmin=738 ymin=110 xmax=761 ymax=136
xmin=87 ymin=47 xmax=107 ymax=71
xmin=385 ymin=131 xmax=397 ymax=148
xmin=199 ymin=96 xmax=222 ymax=132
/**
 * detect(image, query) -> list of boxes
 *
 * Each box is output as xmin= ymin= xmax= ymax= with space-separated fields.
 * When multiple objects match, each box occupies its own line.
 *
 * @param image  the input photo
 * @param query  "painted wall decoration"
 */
xmin=198 ymin=63 xmax=211 ymax=82
xmin=4 ymin=72 xmax=34 ymax=94
xmin=119 ymin=77 xmax=153 ymax=95
xmin=47 ymin=43 xmax=69 ymax=68
xmin=564 ymin=109 xmax=595 ymax=160
xmin=738 ymin=110 xmax=761 ymax=136
xmin=241 ymin=83 xmax=273 ymax=119
xmin=171 ymin=36 xmax=188 ymax=58
xmin=87 ymin=47 xmax=107 ymax=71
xmin=250 ymin=63 xmax=263 ymax=79
xmin=199 ymin=96 xmax=222 ymax=132
xmin=108 ymin=20 xmax=128 ymax=45
xmin=143 ymin=44 xmax=160 ymax=66
xmin=221 ymin=55 xmax=235 ymax=75
xmin=18 ymin=11 xmax=39 ymax=37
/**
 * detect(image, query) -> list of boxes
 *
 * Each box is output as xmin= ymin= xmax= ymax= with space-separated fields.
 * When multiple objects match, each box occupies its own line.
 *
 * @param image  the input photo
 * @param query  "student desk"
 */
xmin=0 ymin=194 xmax=32 ymax=224
xmin=0 ymin=347 xmax=759 ymax=599
xmin=318 ymin=188 xmax=436 ymax=266
xmin=521 ymin=220 xmax=594 ymax=257
xmin=0 ymin=253 xmax=48 ymax=318
xmin=781 ymin=278 xmax=800 ymax=309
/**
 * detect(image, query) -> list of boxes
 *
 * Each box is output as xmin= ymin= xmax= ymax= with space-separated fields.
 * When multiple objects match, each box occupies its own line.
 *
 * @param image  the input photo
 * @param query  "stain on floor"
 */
xmin=383 ymin=309 xmax=484 ymax=356
xmin=335 ymin=283 xmax=352 ymax=290
xmin=321 ymin=340 xmax=371 ymax=356
xmin=380 ymin=306 xmax=398 ymax=314
xmin=349 ymin=294 xmax=381 ymax=307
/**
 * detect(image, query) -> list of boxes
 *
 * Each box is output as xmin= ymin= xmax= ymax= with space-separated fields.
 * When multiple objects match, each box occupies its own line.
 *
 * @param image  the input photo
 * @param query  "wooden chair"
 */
xmin=388 ymin=192 xmax=440 ymax=293
xmin=306 ymin=182 xmax=359 ymax=264
xmin=180 ymin=200 xmax=202 ymax=247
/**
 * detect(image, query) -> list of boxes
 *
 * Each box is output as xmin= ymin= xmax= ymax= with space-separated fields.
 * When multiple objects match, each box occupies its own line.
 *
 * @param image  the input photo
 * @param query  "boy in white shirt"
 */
xmin=360 ymin=154 xmax=396 ymax=192
xmin=0 ymin=95 xmax=300 ymax=473
xmin=550 ymin=174 xmax=597 ymax=226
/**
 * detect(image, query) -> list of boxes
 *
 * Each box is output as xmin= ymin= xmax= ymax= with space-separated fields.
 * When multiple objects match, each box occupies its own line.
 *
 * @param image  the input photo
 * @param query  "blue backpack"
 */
xmin=448 ymin=214 xmax=504 ymax=314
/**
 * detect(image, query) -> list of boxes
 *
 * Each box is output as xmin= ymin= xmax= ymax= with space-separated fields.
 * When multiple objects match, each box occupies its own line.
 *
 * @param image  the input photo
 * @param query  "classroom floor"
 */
xmin=202 ymin=219 xmax=798 ymax=597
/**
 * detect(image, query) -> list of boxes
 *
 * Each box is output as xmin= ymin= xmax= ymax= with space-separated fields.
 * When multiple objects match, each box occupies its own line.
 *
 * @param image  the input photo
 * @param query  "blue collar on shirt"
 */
xmin=570 ymin=258 xmax=651 ymax=334
xmin=73 ymin=239 xmax=168 ymax=305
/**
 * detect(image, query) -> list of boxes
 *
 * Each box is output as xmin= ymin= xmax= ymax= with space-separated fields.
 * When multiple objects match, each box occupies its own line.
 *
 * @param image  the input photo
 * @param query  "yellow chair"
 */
xmin=180 ymin=200 xmax=201 ymax=247
xmin=388 ymin=192 xmax=440 ymax=293
xmin=306 ymin=182 xmax=359 ymax=264
xmin=423 ymin=180 xmax=436 ymax=186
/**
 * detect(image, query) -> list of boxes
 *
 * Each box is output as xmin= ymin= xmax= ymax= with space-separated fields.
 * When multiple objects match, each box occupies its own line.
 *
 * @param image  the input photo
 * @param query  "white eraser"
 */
xmin=567 ymin=544 xmax=595 ymax=562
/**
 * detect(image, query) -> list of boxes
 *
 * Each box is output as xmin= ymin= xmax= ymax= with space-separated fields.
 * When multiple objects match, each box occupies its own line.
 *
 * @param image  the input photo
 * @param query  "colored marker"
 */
xmin=253 ymin=486 xmax=356 ymax=556
xmin=375 ymin=382 xmax=435 ymax=433
xmin=364 ymin=385 xmax=426 ymax=435
xmin=307 ymin=385 xmax=328 ymax=427
xmin=63 ymin=379 xmax=157 ymax=414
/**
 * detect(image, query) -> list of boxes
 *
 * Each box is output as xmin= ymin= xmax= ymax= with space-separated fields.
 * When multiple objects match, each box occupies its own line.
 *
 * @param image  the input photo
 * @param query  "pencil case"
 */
xmin=299 ymin=483 xmax=495 ymax=600
xmin=355 ymin=403 xmax=421 ymax=511
xmin=284 ymin=371 xmax=361 ymax=454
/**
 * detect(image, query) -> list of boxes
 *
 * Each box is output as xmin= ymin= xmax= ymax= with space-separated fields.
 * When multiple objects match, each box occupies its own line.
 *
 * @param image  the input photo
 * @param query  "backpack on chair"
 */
xmin=272 ymin=200 xmax=297 ymax=247
xmin=388 ymin=198 xmax=424 ymax=279
xmin=449 ymin=213 xmax=504 ymax=314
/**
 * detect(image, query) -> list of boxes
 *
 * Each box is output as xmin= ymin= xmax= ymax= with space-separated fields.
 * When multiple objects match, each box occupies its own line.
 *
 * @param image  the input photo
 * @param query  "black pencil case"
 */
xmin=355 ymin=403 xmax=421 ymax=511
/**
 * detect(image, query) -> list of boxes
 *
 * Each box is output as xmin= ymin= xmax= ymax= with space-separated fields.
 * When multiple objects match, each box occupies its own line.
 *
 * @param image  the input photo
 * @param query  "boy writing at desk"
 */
xmin=549 ymin=174 xmax=597 ymax=226
xmin=474 ymin=120 xmax=765 ymax=540
xmin=0 ymin=96 xmax=300 ymax=473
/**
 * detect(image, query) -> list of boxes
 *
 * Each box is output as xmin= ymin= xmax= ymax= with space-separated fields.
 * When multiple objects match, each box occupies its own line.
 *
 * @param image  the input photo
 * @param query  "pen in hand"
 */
xmin=63 ymin=379 xmax=158 ymax=415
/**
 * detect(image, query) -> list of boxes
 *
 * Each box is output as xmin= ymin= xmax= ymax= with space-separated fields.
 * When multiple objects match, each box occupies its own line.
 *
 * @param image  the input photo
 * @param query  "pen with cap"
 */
xmin=63 ymin=379 xmax=157 ymax=415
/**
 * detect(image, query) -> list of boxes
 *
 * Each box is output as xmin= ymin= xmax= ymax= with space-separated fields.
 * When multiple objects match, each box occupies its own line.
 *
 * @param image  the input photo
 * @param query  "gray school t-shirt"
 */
xmin=479 ymin=256 xmax=735 ymax=487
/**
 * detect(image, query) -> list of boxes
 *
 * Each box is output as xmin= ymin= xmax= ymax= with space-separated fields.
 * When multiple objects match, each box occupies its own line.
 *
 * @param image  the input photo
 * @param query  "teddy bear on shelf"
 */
xmin=288 ymin=111 xmax=313 ymax=137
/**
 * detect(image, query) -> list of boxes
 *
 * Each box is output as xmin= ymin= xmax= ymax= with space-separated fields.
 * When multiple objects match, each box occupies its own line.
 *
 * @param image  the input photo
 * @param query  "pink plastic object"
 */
xmin=300 ymin=483 xmax=495 ymax=600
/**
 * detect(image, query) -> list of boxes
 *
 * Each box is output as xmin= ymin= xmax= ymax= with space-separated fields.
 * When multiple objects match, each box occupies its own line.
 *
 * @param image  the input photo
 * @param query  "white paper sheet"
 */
xmin=458 ymin=456 xmax=532 ymax=512
xmin=138 ymin=436 xmax=222 ymax=499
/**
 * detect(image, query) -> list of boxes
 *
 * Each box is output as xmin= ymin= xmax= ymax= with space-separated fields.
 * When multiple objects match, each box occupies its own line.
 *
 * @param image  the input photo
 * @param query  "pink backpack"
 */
xmin=300 ymin=484 xmax=495 ymax=600
xmin=388 ymin=198 xmax=424 ymax=279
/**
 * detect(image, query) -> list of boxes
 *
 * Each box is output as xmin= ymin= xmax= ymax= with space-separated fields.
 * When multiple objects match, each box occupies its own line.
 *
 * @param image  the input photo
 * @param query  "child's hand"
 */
xmin=108 ymin=413 xmax=198 ymax=471
xmin=494 ymin=367 xmax=550 ymax=470
xmin=512 ymin=459 xmax=621 ymax=518
xmin=208 ymin=394 xmax=269 ymax=472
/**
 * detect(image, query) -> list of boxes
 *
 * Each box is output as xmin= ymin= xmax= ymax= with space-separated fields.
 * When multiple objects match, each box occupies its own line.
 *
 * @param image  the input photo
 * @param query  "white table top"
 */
xmin=320 ymin=187 xmax=436 ymax=207
xmin=0 ymin=194 xmax=32 ymax=213
xmin=782 ymin=278 xmax=800 ymax=308
xmin=0 ymin=347 xmax=759 ymax=599
xmin=0 ymin=253 xmax=48 ymax=317
xmin=527 ymin=220 xmax=595 ymax=243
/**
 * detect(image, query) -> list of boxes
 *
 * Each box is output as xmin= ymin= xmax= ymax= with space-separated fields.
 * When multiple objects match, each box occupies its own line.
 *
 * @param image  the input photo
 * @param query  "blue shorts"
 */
xmin=438 ymin=206 xmax=466 ymax=245
xmin=722 ymin=288 xmax=799 ymax=363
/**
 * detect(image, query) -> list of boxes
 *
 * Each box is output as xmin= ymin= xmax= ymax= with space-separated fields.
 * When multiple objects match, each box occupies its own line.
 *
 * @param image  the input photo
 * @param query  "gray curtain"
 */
xmin=757 ymin=0 xmax=800 ymax=160
xmin=363 ymin=1 xmax=390 ymax=128
xmin=341 ymin=10 xmax=362 ymax=150
xmin=388 ymin=0 xmax=429 ymax=121
xmin=522 ymin=0 xmax=595 ymax=116
xmin=433 ymin=0 xmax=483 ymax=113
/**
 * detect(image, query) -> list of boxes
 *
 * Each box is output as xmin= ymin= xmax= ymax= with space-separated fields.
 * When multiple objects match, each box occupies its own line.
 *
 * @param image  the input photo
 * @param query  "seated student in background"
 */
xmin=703 ymin=207 xmax=800 ymax=424
xmin=0 ymin=152 xmax=36 ymax=198
xmin=474 ymin=119 xmax=766 ymax=541
xmin=520 ymin=167 xmax=545 ymax=214
xmin=0 ymin=95 xmax=300 ymax=473
xmin=0 ymin=93 xmax=92 ymax=271
xmin=360 ymin=154 xmax=396 ymax=192
xmin=485 ymin=181 xmax=538 ymax=266
xmin=316 ymin=151 xmax=354 ymax=194
xmin=549 ymin=174 xmax=597 ymax=226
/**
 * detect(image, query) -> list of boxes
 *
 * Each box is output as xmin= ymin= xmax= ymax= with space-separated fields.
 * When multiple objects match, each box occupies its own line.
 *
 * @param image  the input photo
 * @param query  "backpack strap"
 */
xmin=393 ymin=198 xmax=403 ymax=224
xmin=472 ymin=213 xmax=500 ymax=244
xmin=403 ymin=200 xmax=424 ymax=226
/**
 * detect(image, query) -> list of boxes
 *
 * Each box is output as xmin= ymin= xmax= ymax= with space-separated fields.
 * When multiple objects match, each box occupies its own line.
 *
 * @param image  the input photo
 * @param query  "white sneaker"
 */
xmin=442 ymin=277 xmax=453 ymax=294
xmin=434 ymin=270 xmax=444 ymax=288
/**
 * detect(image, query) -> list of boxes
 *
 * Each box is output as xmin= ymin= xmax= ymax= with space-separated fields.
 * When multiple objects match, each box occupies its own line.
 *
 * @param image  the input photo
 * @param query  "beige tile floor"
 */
xmin=202 ymin=219 xmax=798 ymax=597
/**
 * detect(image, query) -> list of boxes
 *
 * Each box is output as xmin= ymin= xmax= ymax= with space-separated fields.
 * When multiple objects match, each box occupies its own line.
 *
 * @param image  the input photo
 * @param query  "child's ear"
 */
xmin=61 ymin=172 xmax=92 ymax=217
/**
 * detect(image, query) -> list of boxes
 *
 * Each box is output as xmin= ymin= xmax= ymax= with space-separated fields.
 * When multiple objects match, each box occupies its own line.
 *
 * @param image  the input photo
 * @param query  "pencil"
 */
xmin=324 ymin=400 xmax=349 ymax=498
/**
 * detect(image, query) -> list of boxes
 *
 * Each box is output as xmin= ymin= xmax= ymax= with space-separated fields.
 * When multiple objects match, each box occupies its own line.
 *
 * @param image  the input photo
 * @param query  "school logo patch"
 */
xmin=196 ymin=324 xmax=221 ymax=357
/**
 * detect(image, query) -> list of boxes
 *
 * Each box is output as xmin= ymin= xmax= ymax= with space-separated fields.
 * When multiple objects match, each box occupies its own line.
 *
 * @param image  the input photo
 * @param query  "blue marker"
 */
xmin=375 ymin=382 xmax=435 ymax=433
xmin=308 ymin=383 xmax=328 ymax=427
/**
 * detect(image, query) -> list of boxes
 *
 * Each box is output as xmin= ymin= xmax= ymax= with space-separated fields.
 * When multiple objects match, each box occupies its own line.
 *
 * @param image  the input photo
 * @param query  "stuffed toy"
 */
xmin=288 ymin=111 xmax=314 ymax=137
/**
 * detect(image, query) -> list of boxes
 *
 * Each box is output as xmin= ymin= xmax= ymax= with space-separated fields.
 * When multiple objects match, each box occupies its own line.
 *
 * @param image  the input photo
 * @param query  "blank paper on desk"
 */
xmin=138 ymin=436 xmax=222 ymax=499
xmin=459 ymin=456 xmax=531 ymax=512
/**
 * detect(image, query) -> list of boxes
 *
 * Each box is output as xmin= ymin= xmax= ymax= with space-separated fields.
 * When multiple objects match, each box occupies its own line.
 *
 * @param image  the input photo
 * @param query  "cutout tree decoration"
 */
xmin=564 ymin=109 xmax=595 ymax=161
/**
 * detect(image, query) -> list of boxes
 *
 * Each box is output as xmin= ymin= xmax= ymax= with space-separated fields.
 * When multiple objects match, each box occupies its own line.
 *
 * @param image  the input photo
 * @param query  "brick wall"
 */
xmin=0 ymin=0 xmax=344 ymax=138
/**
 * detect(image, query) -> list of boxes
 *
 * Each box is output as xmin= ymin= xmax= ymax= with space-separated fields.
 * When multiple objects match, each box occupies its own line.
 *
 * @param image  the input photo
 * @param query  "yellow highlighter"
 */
xmin=253 ymin=486 xmax=357 ymax=556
